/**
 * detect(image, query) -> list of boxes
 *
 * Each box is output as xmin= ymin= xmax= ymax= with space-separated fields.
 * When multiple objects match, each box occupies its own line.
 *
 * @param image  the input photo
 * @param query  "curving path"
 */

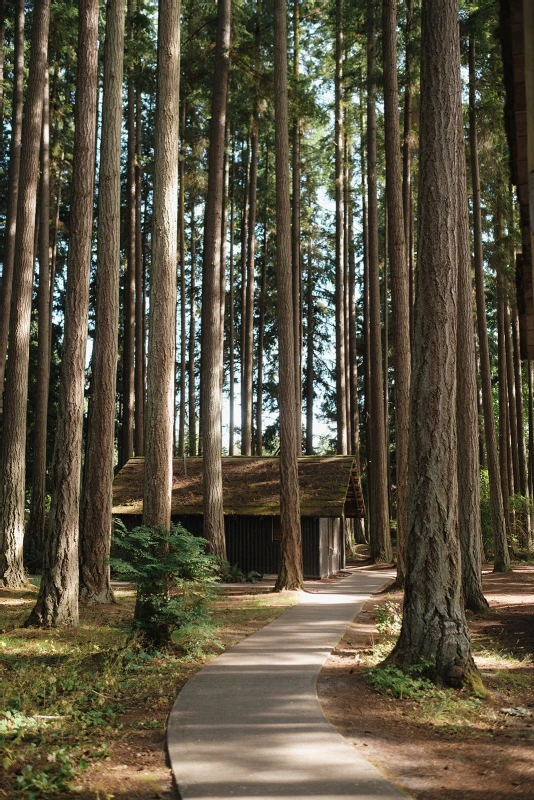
xmin=167 ymin=569 xmax=412 ymax=800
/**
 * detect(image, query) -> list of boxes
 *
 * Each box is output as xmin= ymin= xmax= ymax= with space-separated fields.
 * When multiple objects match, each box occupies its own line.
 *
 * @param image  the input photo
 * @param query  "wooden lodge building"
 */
xmin=112 ymin=456 xmax=366 ymax=580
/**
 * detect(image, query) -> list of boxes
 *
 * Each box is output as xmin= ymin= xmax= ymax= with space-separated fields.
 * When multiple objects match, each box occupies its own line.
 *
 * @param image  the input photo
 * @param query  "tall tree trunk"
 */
xmin=469 ymin=32 xmax=510 ymax=573
xmin=28 ymin=70 xmax=51 ymax=545
xmin=367 ymin=0 xmax=392 ymax=563
xmin=504 ymin=295 xmax=520 ymax=493
xmin=292 ymin=0 xmax=302 ymax=452
xmin=256 ymin=151 xmax=268 ymax=456
xmin=0 ymin=0 xmax=5 ymax=140
xmin=219 ymin=121 xmax=229 ymax=402
xmin=134 ymin=86 xmax=145 ymax=455
xmin=334 ymin=0 xmax=347 ymax=455
xmin=348 ymin=173 xmax=359 ymax=461
xmin=239 ymin=138 xmax=250 ymax=447
xmin=242 ymin=108 xmax=258 ymax=456
xmin=188 ymin=202 xmax=197 ymax=456
xmin=387 ymin=0 xmax=477 ymax=686
xmin=141 ymin=0 xmax=180 ymax=530
xmin=79 ymin=0 xmax=125 ymax=605
xmin=497 ymin=272 xmax=511 ymax=526
xmin=360 ymin=90 xmax=371 ymax=534
xmin=305 ymin=239 xmax=314 ymax=455
xmin=0 ymin=0 xmax=49 ymax=588
xmin=121 ymin=0 xmax=136 ymax=467
xmin=382 ymin=0 xmax=410 ymax=586
xmin=512 ymin=305 xmax=531 ymax=547
xmin=273 ymin=0 xmax=302 ymax=592
xmin=528 ymin=361 xmax=534 ymax=527
xmin=0 ymin=0 xmax=24 ymax=412
xmin=228 ymin=141 xmax=235 ymax=456
xmin=177 ymin=100 xmax=187 ymax=457
xmin=200 ymin=0 xmax=231 ymax=558
xmin=402 ymin=0 xmax=415 ymax=346
xmin=27 ymin=0 xmax=96 ymax=626
xmin=455 ymin=85 xmax=488 ymax=612
xmin=343 ymin=143 xmax=352 ymax=454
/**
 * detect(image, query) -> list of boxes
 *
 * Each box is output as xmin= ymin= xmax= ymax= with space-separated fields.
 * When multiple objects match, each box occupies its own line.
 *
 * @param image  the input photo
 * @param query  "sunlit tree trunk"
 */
xmin=27 ymin=0 xmax=96 ymax=626
xmin=0 ymin=0 xmax=49 ymax=588
xmin=141 ymin=0 xmax=180 ymax=530
xmin=201 ymin=0 xmax=231 ymax=558
xmin=334 ymin=0 xmax=347 ymax=455
xmin=367 ymin=0 xmax=392 ymax=563
xmin=273 ymin=0 xmax=302 ymax=591
xmin=383 ymin=0 xmax=410 ymax=584
xmin=387 ymin=0 xmax=477 ymax=685
xmin=79 ymin=0 xmax=125 ymax=605
xmin=292 ymin=0 xmax=302 ymax=452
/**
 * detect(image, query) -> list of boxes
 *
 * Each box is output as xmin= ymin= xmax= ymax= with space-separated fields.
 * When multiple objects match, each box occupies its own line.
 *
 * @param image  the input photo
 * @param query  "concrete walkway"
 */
xmin=167 ymin=569 xmax=411 ymax=800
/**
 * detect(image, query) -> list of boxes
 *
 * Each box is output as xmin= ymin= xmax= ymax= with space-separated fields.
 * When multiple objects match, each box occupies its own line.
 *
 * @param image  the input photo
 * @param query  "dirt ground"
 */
xmin=318 ymin=565 xmax=534 ymax=800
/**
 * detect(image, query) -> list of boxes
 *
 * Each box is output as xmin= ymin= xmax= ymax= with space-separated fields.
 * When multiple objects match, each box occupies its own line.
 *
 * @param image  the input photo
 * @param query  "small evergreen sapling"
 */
xmin=111 ymin=521 xmax=219 ymax=646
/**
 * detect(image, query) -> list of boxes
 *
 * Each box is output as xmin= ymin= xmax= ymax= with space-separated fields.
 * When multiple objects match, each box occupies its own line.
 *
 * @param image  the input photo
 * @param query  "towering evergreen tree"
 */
xmin=382 ymin=0 xmax=410 ymax=583
xmin=28 ymin=70 xmax=51 ymax=545
xmin=388 ymin=0 xmax=477 ymax=684
xmin=28 ymin=0 xmax=98 ymax=625
xmin=0 ymin=0 xmax=50 ymax=587
xmin=367 ymin=0 xmax=392 ymax=564
xmin=469 ymin=33 xmax=510 ymax=573
xmin=0 ymin=0 xmax=24 ymax=411
xmin=201 ymin=0 xmax=231 ymax=557
xmin=273 ymin=0 xmax=303 ymax=592
xmin=79 ymin=0 xmax=126 ymax=605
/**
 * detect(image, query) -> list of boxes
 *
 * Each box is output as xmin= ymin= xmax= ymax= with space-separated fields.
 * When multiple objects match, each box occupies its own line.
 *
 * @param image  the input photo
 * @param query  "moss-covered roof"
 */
xmin=112 ymin=456 xmax=365 ymax=518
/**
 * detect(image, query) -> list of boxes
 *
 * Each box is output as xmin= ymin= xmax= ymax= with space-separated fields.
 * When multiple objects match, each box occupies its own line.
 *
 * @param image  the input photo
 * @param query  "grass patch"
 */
xmin=0 ymin=585 xmax=297 ymax=798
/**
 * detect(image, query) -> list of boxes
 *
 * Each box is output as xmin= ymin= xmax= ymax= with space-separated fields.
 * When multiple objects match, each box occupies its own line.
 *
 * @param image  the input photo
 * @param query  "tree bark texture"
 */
xmin=242 ymin=108 xmax=258 ymax=456
xmin=27 ymin=0 xmax=97 ymax=627
xmin=292 ymin=0 xmax=302 ymax=452
xmin=382 ymin=0 xmax=410 ymax=585
xmin=334 ymin=0 xmax=347 ymax=456
xmin=142 ymin=0 xmax=180 ymax=531
xmin=367 ymin=0 xmax=392 ymax=563
xmin=189 ymin=201 xmax=197 ymax=456
xmin=273 ymin=0 xmax=303 ymax=591
xmin=0 ymin=0 xmax=49 ymax=588
xmin=0 ymin=0 xmax=24 ymax=412
xmin=306 ymin=239 xmax=314 ymax=455
xmin=455 ymin=91 xmax=488 ymax=613
xmin=387 ymin=0 xmax=477 ymax=685
xmin=134 ymin=86 xmax=145 ymax=456
xmin=79 ymin=0 xmax=125 ymax=605
xmin=257 ymin=158 xmax=268 ymax=456
xmin=468 ymin=33 xmax=510 ymax=573
xmin=120 ymin=0 xmax=136 ymax=468
xmin=402 ymin=0 xmax=415 ymax=346
xmin=28 ymin=70 xmax=51 ymax=546
xmin=504 ymin=295 xmax=520 ymax=493
xmin=178 ymin=101 xmax=187 ymax=458
xmin=228 ymin=140 xmax=235 ymax=456
xmin=200 ymin=0 xmax=231 ymax=558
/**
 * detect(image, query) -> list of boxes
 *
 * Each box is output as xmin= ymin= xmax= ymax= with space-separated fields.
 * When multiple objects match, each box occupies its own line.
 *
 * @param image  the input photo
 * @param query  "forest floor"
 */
xmin=1 ymin=565 xmax=532 ymax=800
xmin=318 ymin=562 xmax=534 ymax=800
xmin=0 ymin=580 xmax=298 ymax=799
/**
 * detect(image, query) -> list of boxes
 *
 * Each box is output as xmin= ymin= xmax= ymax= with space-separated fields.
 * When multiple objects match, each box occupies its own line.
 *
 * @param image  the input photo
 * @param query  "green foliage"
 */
xmin=367 ymin=663 xmax=435 ymax=699
xmin=111 ymin=521 xmax=219 ymax=644
xmin=375 ymin=601 xmax=402 ymax=638
xmin=216 ymin=559 xmax=263 ymax=583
